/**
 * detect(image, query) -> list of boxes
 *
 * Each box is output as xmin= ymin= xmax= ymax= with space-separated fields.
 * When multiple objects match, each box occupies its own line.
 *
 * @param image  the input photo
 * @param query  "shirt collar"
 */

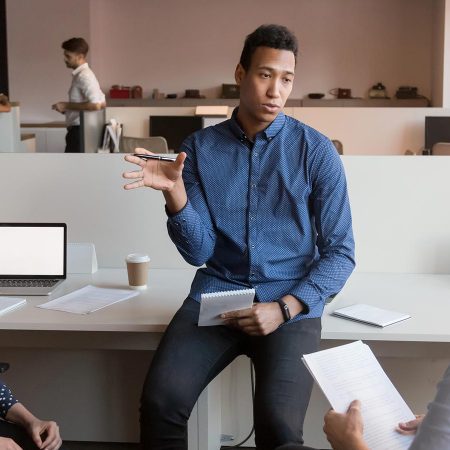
xmin=72 ymin=62 xmax=88 ymax=76
xmin=229 ymin=107 xmax=286 ymax=142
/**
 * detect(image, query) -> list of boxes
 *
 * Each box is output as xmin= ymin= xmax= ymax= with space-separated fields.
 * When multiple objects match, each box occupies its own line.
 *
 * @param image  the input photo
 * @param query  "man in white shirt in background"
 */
xmin=52 ymin=37 xmax=105 ymax=153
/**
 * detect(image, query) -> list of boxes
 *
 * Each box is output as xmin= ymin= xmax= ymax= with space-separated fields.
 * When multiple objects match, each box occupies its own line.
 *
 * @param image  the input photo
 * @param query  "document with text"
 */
xmin=37 ymin=285 xmax=139 ymax=314
xmin=302 ymin=341 xmax=415 ymax=450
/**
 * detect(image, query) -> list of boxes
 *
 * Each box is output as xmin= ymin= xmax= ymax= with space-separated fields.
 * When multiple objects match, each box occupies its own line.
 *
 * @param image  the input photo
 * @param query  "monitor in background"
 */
xmin=149 ymin=116 xmax=203 ymax=152
xmin=425 ymin=116 xmax=450 ymax=154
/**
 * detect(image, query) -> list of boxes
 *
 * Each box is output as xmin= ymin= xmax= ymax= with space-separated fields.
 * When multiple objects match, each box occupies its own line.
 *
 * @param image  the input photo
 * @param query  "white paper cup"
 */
xmin=126 ymin=253 xmax=150 ymax=290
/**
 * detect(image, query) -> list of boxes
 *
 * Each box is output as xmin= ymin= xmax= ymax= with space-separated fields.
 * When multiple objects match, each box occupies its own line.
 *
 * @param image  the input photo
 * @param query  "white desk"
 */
xmin=1 ymin=271 xmax=450 ymax=448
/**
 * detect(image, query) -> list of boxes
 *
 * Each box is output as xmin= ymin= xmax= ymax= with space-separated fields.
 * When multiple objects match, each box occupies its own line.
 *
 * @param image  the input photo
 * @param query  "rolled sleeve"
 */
xmin=79 ymin=73 xmax=105 ymax=104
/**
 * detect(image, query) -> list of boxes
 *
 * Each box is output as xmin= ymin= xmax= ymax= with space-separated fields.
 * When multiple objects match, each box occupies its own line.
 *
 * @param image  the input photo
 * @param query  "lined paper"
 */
xmin=303 ymin=341 xmax=415 ymax=450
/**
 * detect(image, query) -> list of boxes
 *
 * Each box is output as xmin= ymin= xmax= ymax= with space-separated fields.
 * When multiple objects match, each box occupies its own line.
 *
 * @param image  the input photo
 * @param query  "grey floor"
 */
xmin=64 ymin=443 xmax=139 ymax=450
xmin=63 ymin=444 xmax=255 ymax=450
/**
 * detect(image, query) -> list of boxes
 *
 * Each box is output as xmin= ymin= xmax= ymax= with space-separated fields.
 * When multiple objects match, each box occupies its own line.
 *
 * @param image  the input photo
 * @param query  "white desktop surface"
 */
xmin=0 ymin=268 xmax=196 ymax=332
xmin=1 ymin=270 xmax=450 ymax=448
xmin=1 ymin=270 xmax=449 ymax=341
xmin=323 ymin=272 xmax=450 ymax=343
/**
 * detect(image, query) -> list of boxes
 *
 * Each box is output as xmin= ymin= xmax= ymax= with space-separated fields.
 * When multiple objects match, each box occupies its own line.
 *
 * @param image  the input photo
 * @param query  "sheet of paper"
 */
xmin=37 ymin=285 xmax=139 ymax=314
xmin=302 ymin=341 xmax=415 ymax=450
xmin=0 ymin=297 xmax=26 ymax=315
xmin=199 ymin=288 xmax=255 ymax=326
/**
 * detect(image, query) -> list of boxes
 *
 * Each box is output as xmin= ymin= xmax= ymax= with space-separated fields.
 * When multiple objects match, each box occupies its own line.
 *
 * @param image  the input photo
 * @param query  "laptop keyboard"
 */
xmin=0 ymin=279 xmax=60 ymax=287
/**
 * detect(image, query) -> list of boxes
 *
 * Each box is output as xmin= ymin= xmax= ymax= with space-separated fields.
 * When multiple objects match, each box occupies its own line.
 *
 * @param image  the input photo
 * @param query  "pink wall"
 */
xmin=8 ymin=0 xmax=434 ymax=122
xmin=7 ymin=0 xmax=91 ymax=122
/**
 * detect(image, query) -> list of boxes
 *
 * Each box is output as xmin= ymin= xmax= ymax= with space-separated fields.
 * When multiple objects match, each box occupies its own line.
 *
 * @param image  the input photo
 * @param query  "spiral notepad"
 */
xmin=198 ymin=288 xmax=255 ymax=326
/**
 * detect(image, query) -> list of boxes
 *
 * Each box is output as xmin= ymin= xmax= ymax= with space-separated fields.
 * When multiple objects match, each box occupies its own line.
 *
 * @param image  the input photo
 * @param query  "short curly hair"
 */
xmin=62 ymin=37 xmax=89 ymax=55
xmin=239 ymin=24 xmax=298 ymax=71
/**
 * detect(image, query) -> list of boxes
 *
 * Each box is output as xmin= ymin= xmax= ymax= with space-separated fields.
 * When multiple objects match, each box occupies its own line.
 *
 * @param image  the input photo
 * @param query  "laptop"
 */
xmin=0 ymin=223 xmax=67 ymax=295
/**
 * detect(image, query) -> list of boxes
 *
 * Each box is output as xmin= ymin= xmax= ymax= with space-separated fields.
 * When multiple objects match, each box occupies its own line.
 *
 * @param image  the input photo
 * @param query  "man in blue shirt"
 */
xmin=124 ymin=24 xmax=355 ymax=450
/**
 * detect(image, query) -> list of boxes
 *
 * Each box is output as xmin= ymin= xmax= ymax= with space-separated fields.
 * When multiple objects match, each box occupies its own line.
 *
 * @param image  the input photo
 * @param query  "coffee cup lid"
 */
xmin=126 ymin=253 xmax=150 ymax=263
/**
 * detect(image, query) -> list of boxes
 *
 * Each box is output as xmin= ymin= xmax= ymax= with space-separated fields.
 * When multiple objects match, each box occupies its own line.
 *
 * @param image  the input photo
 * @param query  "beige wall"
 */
xmin=6 ymin=0 xmax=91 ymax=122
xmin=8 ymin=0 xmax=434 ymax=122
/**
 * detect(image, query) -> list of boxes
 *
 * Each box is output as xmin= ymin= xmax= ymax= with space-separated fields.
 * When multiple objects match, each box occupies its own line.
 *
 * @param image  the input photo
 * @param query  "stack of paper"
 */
xmin=332 ymin=304 xmax=411 ymax=327
xmin=302 ymin=341 xmax=415 ymax=450
xmin=38 ymin=285 xmax=139 ymax=314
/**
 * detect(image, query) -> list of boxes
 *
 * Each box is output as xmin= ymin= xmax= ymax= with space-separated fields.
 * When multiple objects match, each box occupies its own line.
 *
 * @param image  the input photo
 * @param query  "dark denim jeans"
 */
xmin=140 ymin=297 xmax=321 ymax=450
xmin=0 ymin=419 xmax=39 ymax=450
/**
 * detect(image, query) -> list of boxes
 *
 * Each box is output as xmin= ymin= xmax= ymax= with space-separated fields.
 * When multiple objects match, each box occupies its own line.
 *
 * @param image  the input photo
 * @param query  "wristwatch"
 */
xmin=276 ymin=298 xmax=291 ymax=322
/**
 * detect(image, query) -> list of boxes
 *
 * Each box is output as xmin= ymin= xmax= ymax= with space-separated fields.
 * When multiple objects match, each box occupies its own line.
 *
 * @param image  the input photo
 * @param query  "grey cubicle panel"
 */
xmin=80 ymin=109 xmax=106 ymax=153
xmin=0 ymin=153 xmax=188 ymax=269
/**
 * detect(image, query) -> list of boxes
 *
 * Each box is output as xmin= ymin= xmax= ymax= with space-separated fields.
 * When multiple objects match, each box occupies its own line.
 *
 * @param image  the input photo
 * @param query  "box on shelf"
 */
xmin=109 ymin=86 xmax=131 ymax=99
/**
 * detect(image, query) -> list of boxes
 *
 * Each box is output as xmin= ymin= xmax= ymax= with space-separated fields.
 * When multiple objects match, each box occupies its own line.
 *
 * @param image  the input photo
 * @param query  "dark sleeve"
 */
xmin=0 ymin=381 xmax=19 ymax=419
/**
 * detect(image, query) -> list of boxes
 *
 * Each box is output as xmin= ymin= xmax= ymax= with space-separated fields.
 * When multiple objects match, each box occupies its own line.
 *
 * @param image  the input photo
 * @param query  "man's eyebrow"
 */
xmin=257 ymin=65 xmax=295 ymax=76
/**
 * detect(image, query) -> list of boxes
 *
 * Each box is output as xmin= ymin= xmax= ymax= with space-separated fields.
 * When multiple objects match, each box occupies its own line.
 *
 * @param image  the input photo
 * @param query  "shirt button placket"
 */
xmin=248 ymin=142 xmax=261 ymax=280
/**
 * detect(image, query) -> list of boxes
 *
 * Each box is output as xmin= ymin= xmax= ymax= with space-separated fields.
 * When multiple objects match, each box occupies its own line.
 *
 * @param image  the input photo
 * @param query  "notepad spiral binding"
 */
xmin=201 ymin=288 xmax=255 ymax=299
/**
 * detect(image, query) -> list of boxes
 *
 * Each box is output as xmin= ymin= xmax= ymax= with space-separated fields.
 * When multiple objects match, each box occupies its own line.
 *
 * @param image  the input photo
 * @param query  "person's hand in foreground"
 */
xmin=6 ymin=403 xmax=62 ymax=450
xmin=0 ymin=436 xmax=22 ymax=450
xmin=397 ymin=414 xmax=425 ymax=435
xmin=323 ymin=400 xmax=370 ymax=450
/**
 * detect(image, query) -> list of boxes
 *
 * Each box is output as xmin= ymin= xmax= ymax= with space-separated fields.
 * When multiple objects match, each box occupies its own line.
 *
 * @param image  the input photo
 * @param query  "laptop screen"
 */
xmin=0 ymin=223 xmax=67 ymax=278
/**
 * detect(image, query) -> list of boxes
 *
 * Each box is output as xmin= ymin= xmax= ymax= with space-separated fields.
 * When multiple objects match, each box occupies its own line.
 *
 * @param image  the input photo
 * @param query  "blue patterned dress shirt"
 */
xmin=167 ymin=109 xmax=355 ymax=321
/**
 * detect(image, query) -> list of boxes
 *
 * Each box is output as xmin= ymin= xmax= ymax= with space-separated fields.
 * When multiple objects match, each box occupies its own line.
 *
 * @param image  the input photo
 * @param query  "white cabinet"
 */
xmin=20 ymin=124 xmax=66 ymax=152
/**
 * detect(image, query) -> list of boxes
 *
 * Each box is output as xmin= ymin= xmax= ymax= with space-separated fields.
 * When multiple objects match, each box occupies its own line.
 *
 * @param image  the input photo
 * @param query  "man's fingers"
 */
xmin=123 ymin=180 xmax=144 ymax=190
xmin=347 ymin=399 xmax=361 ymax=412
xmin=123 ymin=169 xmax=144 ymax=180
xmin=175 ymin=152 xmax=187 ymax=165
xmin=221 ymin=308 xmax=252 ymax=319
xmin=124 ymin=154 xmax=148 ymax=166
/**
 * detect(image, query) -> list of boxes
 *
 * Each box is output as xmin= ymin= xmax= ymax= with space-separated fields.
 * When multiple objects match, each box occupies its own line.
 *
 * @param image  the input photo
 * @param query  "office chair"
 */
xmin=331 ymin=139 xmax=343 ymax=155
xmin=120 ymin=136 xmax=169 ymax=154
xmin=431 ymin=142 xmax=450 ymax=155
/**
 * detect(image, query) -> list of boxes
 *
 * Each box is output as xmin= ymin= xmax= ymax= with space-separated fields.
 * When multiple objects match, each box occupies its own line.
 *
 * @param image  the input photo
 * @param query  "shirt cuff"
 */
xmin=289 ymin=282 xmax=324 ymax=316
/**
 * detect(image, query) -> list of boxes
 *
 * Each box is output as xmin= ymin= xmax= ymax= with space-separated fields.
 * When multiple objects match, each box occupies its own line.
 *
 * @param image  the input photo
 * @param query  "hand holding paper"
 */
xmin=198 ymin=289 xmax=255 ymax=326
xmin=302 ymin=341 xmax=415 ymax=450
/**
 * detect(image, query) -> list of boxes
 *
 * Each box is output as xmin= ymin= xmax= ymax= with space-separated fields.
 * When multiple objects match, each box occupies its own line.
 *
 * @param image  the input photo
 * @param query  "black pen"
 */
xmin=132 ymin=153 xmax=177 ymax=162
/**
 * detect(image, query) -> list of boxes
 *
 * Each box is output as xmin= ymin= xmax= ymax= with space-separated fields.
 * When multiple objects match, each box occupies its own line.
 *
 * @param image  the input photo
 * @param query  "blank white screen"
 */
xmin=0 ymin=226 xmax=64 ymax=276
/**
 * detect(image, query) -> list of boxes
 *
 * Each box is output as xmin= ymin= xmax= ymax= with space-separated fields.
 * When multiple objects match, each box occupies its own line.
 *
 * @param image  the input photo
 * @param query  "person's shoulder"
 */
xmin=284 ymin=115 xmax=339 ymax=164
xmin=77 ymin=66 xmax=99 ymax=82
xmin=180 ymin=118 xmax=233 ymax=153
xmin=285 ymin=115 xmax=330 ymax=144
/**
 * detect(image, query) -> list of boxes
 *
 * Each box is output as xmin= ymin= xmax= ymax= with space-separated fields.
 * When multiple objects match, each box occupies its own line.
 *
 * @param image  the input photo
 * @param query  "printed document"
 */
xmin=302 ymin=341 xmax=415 ymax=450
xmin=38 ymin=285 xmax=139 ymax=314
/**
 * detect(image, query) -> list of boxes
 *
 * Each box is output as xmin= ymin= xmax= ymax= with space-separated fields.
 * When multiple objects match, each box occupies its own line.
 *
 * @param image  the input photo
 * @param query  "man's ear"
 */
xmin=235 ymin=63 xmax=245 ymax=85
